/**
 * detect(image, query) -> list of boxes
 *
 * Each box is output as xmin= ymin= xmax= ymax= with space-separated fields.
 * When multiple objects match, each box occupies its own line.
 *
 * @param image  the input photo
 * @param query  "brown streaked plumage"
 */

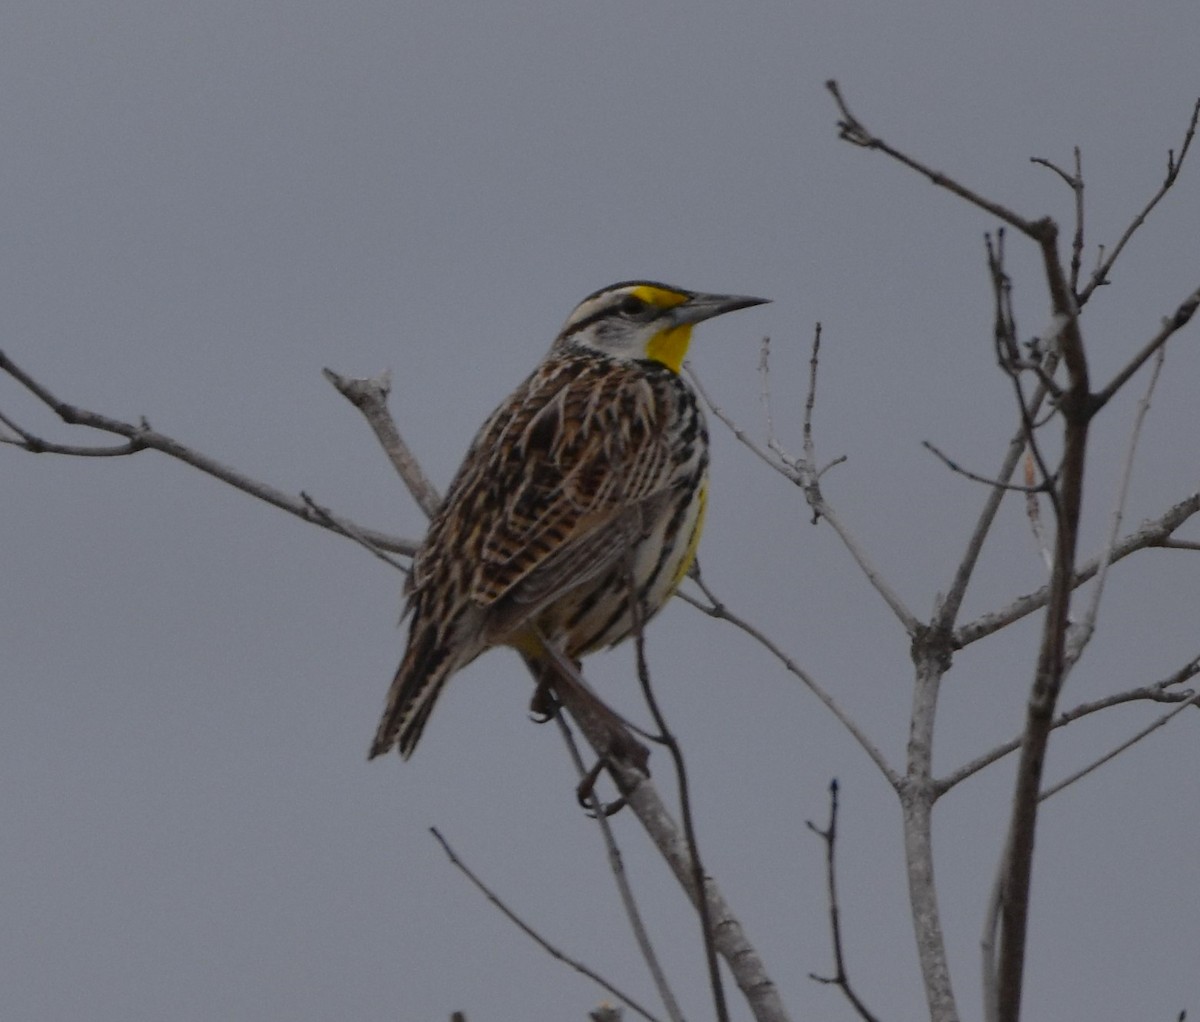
xmin=370 ymin=281 xmax=768 ymax=760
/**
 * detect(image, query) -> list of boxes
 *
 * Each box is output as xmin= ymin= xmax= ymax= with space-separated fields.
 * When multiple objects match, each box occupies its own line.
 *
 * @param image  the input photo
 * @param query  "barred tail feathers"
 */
xmin=369 ymin=615 xmax=456 ymax=760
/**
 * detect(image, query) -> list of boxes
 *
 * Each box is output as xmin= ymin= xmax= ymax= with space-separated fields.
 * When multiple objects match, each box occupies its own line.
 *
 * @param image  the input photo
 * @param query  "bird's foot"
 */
xmin=527 ymin=678 xmax=560 ymax=723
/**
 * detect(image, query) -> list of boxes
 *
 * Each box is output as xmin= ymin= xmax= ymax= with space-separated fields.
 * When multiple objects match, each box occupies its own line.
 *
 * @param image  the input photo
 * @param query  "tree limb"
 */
xmin=323 ymin=367 xmax=442 ymax=518
xmin=682 ymin=567 xmax=899 ymax=788
xmin=936 ymin=655 xmax=1200 ymax=793
xmin=955 ymin=492 xmax=1200 ymax=648
xmin=1075 ymin=97 xmax=1200 ymax=305
xmin=0 ymin=350 xmax=416 ymax=556
xmin=807 ymin=780 xmax=883 ymax=1022
xmin=429 ymin=827 xmax=664 ymax=1022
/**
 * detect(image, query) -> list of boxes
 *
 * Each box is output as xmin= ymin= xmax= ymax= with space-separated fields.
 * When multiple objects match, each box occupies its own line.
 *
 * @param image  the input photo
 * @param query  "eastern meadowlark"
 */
xmin=369 ymin=281 xmax=768 ymax=760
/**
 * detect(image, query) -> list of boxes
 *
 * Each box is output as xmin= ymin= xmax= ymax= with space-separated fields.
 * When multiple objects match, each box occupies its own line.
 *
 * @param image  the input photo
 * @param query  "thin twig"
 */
xmin=795 ymin=334 xmax=921 ymax=635
xmin=1067 ymin=346 xmax=1167 ymax=666
xmin=1038 ymin=689 xmax=1200 ymax=802
xmin=981 ymin=831 xmax=1009 ymax=1022
xmin=1076 ymin=98 xmax=1200 ymax=305
xmin=299 ymin=493 xmax=410 ymax=573
xmin=1030 ymin=147 xmax=1084 ymax=294
xmin=323 ymin=368 xmax=442 ymax=517
xmin=694 ymin=335 xmax=918 ymax=635
xmin=806 ymin=780 xmax=883 ymax=1022
xmin=1158 ymin=538 xmax=1200 ymax=552
xmin=934 ymin=305 xmax=1061 ymax=631
xmin=800 ymin=324 xmax=824 ymax=498
xmin=807 ymin=486 xmax=923 ymax=634
xmin=0 ymin=405 xmax=147 ymax=457
xmin=955 ymin=492 xmax=1200 ymax=648
xmin=553 ymin=715 xmax=684 ymax=1022
xmin=1092 ymin=283 xmax=1200 ymax=411
xmin=0 ymin=350 xmax=417 ymax=556
xmin=686 ymin=362 xmax=795 ymax=481
xmin=936 ymin=655 xmax=1200 ymax=793
xmin=428 ymin=828 xmax=664 ymax=1022
xmin=1069 ymin=148 xmax=1085 ymax=295
xmin=683 ymin=566 xmax=899 ymax=788
xmin=921 ymin=440 xmax=1052 ymax=494
xmin=986 ymin=232 xmax=1063 ymax=523
xmin=758 ymin=335 xmax=780 ymax=453
xmin=626 ymin=570 xmax=727 ymax=1022
xmin=1023 ymin=451 xmax=1055 ymax=575
xmin=826 ymin=80 xmax=1040 ymax=237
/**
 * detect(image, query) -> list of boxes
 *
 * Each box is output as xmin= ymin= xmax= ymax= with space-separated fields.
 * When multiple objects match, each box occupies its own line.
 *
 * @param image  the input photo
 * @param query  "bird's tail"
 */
xmin=369 ymin=615 xmax=456 ymax=760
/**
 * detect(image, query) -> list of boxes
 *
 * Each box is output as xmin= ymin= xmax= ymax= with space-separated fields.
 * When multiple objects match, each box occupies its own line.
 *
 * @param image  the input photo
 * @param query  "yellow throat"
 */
xmin=631 ymin=284 xmax=693 ymax=373
xmin=645 ymin=324 xmax=694 ymax=373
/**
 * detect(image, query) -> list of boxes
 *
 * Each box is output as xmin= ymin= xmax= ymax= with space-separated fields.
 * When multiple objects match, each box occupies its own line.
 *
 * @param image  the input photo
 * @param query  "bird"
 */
xmin=369 ymin=280 xmax=769 ymax=760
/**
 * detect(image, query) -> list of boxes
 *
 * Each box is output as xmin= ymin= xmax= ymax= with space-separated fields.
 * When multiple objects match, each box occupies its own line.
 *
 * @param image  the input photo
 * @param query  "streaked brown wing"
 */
xmin=464 ymin=355 xmax=674 ymax=610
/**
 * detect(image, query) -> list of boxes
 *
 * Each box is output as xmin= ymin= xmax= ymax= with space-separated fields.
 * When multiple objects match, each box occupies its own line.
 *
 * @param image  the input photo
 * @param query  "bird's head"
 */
xmin=552 ymin=281 xmax=769 ymax=373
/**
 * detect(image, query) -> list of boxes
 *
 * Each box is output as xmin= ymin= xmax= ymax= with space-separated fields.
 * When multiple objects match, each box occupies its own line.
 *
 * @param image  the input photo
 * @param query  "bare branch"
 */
xmin=1068 ymin=346 xmax=1167 ymax=666
xmin=323 ymin=367 xmax=442 ymax=518
xmin=528 ymin=632 xmax=790 ymax=1022
xmin=1022 ymin=452 xmax=1055 ymax=575
xmin=987 ymin=231 xmax=1063 ymax=506
xmin=682 ymin=566 xmax=899 ymax=787
xmin=797 ymin=332 xmax=922 ymax=636
xmin=1030 ymin=147 xmax=1084 ymax=294
xmin=299 ymin=493 xmax=410 ymax=574
xmin=429 ymin=827 xmax=664 ymax=1022
xmin=686 ymin=362 xmax=794 ymax=482
xmin=903 ymin=634 xmax=960 ymax=1022
xmin=692 ymin=339 xmax=920 ymax=640
xmin=553 ymin=716 xmax=684 ymax=1022
xmin=825 ymin=81 xmax=1039 ymax=236
xmin=1158 ymin=538 xmax=1200 ymax=552
xmin=757 ymin=335 xmax=780 ymax=453
xmin=618 ymin=765 xmax=793 ymax=1022
xmin=981 ymin=840 xmax=1005 ymax=1022
xmin=800 ymin=323 xmax=823 ymax=479
xmin=997 ymin=217 xmax=1092 ymax=1022
xmin=935 ymin=244 xmax=1066 ymax=630
xmin=0 ymin=406 xmax=147 ymax=457
xmin=1077 ymin=97 xmax=1200 ymax=304
xmin=0 ymin=350 xmax=417 ymax=557
xmin=1028 ymin=155 xmax=1075 ymax=189
xmin=921 ymin=440 xmax=1051 ymax=494
xmin=807 ymin=780 xmax=883 ymax=1022
xmin=1093 ymin=282 xmax=1200 ymax=410
xmin=937 ymin=655 xmax=1200 ymax=793
xmin=0 ymin=433 xmax=146 ymax=457
xmin=802 ymin=479 xmax=921 ymax=639
xmin=934 ymin=368 xmax=1059 ymax=633
xmin=1039 ymin=689 xmax=1200 ymax=802
xmin=629 ymin=615 xmax=727 ymax=1022
xmin=956 ymin=492 xmax=1200 ymax=647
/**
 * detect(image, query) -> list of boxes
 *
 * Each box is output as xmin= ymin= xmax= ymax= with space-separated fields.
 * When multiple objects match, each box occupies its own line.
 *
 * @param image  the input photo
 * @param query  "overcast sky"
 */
xmin=3 ymin=2 xmax=1198 ymax=1020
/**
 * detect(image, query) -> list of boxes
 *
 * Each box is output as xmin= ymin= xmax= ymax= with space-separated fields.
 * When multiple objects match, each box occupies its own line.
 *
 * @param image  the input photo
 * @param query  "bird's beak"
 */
xmin=669 ymin=291 xmax=771 ymax=326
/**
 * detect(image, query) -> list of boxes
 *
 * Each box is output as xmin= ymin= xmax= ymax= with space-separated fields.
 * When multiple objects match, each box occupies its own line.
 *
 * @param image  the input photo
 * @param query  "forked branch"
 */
xmin=807 ymin=781 xmax=883 ymax=1022
xmin=0 ymin=351 xmax=416 ymax=557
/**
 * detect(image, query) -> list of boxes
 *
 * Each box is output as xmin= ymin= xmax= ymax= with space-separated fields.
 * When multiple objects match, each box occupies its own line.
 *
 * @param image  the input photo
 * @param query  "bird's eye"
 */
xmin=618 ymin=296 xmax=648 ymax=317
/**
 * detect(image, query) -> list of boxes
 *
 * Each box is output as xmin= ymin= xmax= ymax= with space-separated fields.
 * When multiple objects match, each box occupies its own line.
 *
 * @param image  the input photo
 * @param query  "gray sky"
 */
xmin=3 ymin=2 xmax=1198 ymax=1019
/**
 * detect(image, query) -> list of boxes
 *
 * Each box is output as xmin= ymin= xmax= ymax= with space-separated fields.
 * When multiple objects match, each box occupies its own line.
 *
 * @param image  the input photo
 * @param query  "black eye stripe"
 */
xmin=560 ymin=295 xmax=657 ymax=339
